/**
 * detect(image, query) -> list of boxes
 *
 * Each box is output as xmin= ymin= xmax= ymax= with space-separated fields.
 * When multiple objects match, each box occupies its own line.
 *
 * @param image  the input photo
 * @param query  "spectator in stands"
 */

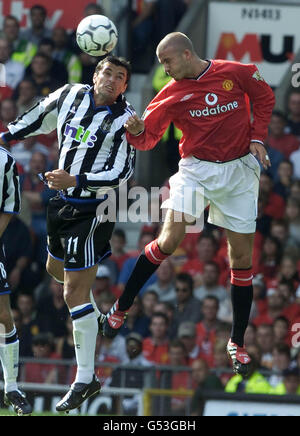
xmin=272 ymin=366 xmax=300 ymax=395
xmin=14 ymin=78 xmax=39 ymax=116
xmin=277 ymin=256 xmax=300 ymax=290
xmin=92 ymin=265 xmax=114 ymax=297
xmin=10 ymin=136 xmax=49 ymax=173
xmin=25 ymin=52 xmax=63 ymax=97
xmin=20 ymin=5 xmax=52 ymax=46
xmin=56 ymin=317 xmax=75 ymax=360
xmin=225 ymin=354 xmax=271 ymax=394
xmin=2 ymin=15 xmax=37 ymax=67
xmin=267 ymin=110 xmax=299 ymax=159
xmin=141 ymin=289 xmax=159 ymax=319
xmin=110 ymin=332 xmax=151 ymax=415
xmin=96 ymin=291 xmax=116 ymax=316
xmin=2 ymin=216 xmax=33 ymax=292
xmin=118 ymin=232 xmax=157 ymax=295
xmin=52 ymin=27 xmax=82 ymax=84
xmin=194 ymin=261 xmax=228 ymax=304
xmin=256 ymin=324 xmax=275 ymax=369
xmin=244 ymin=323 xmax=258 ymax=347
xmin=273 ymin=316 xmax=290 ymax=347
xmin=285 ymin=197 xmax=300 ymax=246
xmin=255 ymin=235 xmax=282 ymax=282
xmin=181 ymin=232 xmax=227 ymax=288
xmin=190 ymin=358 xmax=223 ymax=416
xmin=0 ymin=98 xmax=18 ymax=133
xmin=273 ymin=160 xmax=294 ymax=200
xmin=153 ymin=301 xmax=175 ymax=338
xmin=290 ymin=180 xmax=300 ymax=201
xmin=17 ymin=293 xmax=42 ymax=357
xmin=21 ymin=151 xmax=55 ymax=265
xmin=177 ymin=322 xmax=203 ymax=365
xmin=277 ymin=282 xmax=300 ymax=322
xmin=286 ymin=90 xmax=300 ymax=138
xmin=0 ymin=38 xmax=25 ymax=90
xmin=213 ymin=340 xmax=232 ymax=387
xmin=196 ymin=296 xmax=222 ymax=368
xmin=120 ymin=296 xmax=150 ymax=338
xmin=145 ymin=258 xmax=176 ymax=302
xmin=270 ymin=219 xmax=291 ymax=249
xmin=143 ymin=312 xmax=170 ymax=364
xmin=269 ymin=344 xmax=291 ymax=388
xmin=157 ymin=0 xmax=191 ymax=42
xmin=110 ymin=228 xmax=130 ymax=275
xmin=264 ymin=141 xmax=285 ymax=182
xmin=171 ymin=273 xmax=202 ymax=336
xmin=290 ymin=146 xmax=300 ymax=180
xmin=23 ymin=332 xmax=59 ymax=383
xmin=253 ymin=289 xmax=286 ymax=328
xmin=250 ymin=275 xmax=266 ymax=321
xmin=95 ymin=334 xmax=127 ymax=385
xmin=259 ymin=172 xmax=286 ymax=220
xmin=36 ymin=278 xmax=68 ymax=338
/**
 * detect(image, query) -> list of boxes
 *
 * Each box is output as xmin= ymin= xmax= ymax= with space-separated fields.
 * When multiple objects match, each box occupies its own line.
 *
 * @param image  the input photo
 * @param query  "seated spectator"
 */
xmin=36 ymin=278 xmax=68 ymax=338
xmin=2 ymin=216 xmax=33 ymax=292
xmin=177 ymin=322 xmax=203 ymax=365
xmin=23 ymin=332 xmax=59 ymax=383
xmin=95 ymin=334 xmax=127 ymax=386
xmin=141 ymin=289 xmax=159 ymax=319
xmin=52 ymin=27 xmax=82 ymax=84
xmin=285 ymin=90 xmax=300 ymax=138
xmin=166 ymin=339 xmax=190 ymax=416
xmin=145 ymin=258 xmax=176 ymax=302
xmin=253 ymin=289 xmax=286 ymax=328
xmin=181 ymin=232 xmax=228 ymax=287
xmin=273 ymin=316 xmax=291 ymax=347
xmin=194 ymin=261 xmax=229 ymax=304
xmin=269 ymin=344 xmax=291 ymax=388
xmin=273 ymin=160 xmax=294 ymax=200
xmin=2 ymin=15 xmax=37 ymax=67
xmin=272 ymin=367 xmax=300 ymax=395
xmin=171 ymin=273 xmax=202 ymax=337
xmin=0 ymin=98 xmax=18 ymax=134
xmin=118 ymin=232 xmax=157 ymax=295
xmin=256 ymin=324 xmax=275 ymax=369
xmin=119 ymin=296 xmax=150 ymax=338
xmin=110 ymin=332 xmax=151 ymax=416
xmin=277 ymin=256 xmax=300 ymax=291
xmin=190 ymin=359 xmax=223 ymax=416
xmin=259 ymin=173 xmax=286 ymax=220
xmin=92 ymin=265 xmax=115 ymax=297
xmin=0 ymin=38 xmax=25 ymax=90
xmin=56 ymin=317 xmax=75 ymax=359
xmin=17 ymin=293 xmax=44 ymax=357
xmin=263 ymin=142 xmax=285 ymax=181
xmin=213 ymin=340 xmax=232 ymax=387
xmin=270 ymin=219 xmax=292 ymax=250
xmin=21 ymin=151 xmax=55 ymax=266
xmin=254 ymin=236 xmax=282 ymax=282
xmin=95 ymin=291 xmax=116 ymax=316
xmin=277 ymin=281 xmax=300 ymax=323
xmin=78 ymin=51 xmax=99 ymax=86
xmin=196 ymin=296 xmax=222 ymax=368
xmin=14 ymin=78 xmax=39 ymax=116
xmin=109 ymin=228 xmax=130 ymax=275
xmin=153 ymin=301 xmax=175 ymax=338
xmin=20 ymin=5 xmax=52 ymax=46
xmin=143 ymin=312 xmax=170 ymax=365
xmin=225 ymin=354 xmax=272 ymax=394
xmin=285 ymin=197 xmax=300 ymax=247
xmin=266 ymin=110 xmax=299 ymax=159
xmin=244 ymin=323 xmax=258 ymax=347
xmin=250 ymin=275 xmax=267 ymax=321
xmin=25 ymin=53 xmax=63 ymax=97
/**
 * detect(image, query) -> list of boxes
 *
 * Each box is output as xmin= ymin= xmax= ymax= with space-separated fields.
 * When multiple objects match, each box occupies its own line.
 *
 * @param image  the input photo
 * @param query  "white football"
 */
xmin=76 ymin=15 xmax=118 ymax=57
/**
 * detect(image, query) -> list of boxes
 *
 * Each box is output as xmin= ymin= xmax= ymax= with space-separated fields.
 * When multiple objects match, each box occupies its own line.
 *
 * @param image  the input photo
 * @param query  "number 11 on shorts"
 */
xmin=67 ymin=236 xmax=79 ymax=255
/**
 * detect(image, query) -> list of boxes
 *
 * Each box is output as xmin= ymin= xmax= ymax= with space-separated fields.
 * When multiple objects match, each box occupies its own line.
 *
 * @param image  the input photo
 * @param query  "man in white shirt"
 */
xmin=0 ymin=38 xmax=24 ymax=90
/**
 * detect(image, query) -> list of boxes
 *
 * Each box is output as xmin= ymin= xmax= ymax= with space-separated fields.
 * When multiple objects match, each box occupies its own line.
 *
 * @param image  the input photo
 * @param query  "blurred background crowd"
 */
xmin=0 ymin=0 xmax=300 ymax=415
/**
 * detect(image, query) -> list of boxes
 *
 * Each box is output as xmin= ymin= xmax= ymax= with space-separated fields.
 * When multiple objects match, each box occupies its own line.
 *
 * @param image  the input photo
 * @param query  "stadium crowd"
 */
xmin=0 ymin=0 xmax=300 ymax=415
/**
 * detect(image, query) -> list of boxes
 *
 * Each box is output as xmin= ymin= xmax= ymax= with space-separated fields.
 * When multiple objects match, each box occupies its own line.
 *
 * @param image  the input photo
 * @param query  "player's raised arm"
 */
xmin=0 ymin=84 xmax=70 ymax=145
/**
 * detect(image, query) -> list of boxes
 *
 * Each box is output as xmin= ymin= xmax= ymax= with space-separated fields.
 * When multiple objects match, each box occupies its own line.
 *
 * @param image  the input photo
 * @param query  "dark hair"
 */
xmin=84 ymin=3 xmax=104 ymax=15
xmin=39 ymin=37 xmax=55 ymax=49
xmin=33 ymin=52 xmax=52 ymax=64
xmin=95 ymin=56 xmax=132 ymax=84
xmin=151 ymin=311 xmax=169 ymax=325
xmin=272 ymin=110 xmax=287 ymax=123
xmin=30 ymin=4 xmax=47 ymax=17
xmin=198 ymin=231 xmax=218 ymax=247
xmin=175 ymin=272 xmax=194 ymax=292
xmin=204 ymin=260 xmax=220 ymax=275
xmin=203 ymin=295 xmax=220 ymax=309
xmin=4 ymin=15 xmax=19 ymax=27
xmin=113 ymin=228 xmax=126 ymax=241
xmin=274 ymin=316 xmax=289 ymax=328
xmin=143 ymin=289 xmax=159 ymax=300
xmin=169 ymin=339 xmax=187 ymax=353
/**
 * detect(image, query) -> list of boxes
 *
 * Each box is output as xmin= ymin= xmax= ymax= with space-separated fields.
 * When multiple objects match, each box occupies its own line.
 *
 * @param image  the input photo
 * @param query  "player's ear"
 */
xmin=92 ymin=72 xmax=98 ymax=85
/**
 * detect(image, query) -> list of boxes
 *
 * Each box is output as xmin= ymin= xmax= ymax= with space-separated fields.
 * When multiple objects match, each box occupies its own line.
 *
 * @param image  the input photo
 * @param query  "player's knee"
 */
xmin=230 ymin=252 xmax=252 ymax=269
xmin=157 ymin=234 xmax=179 ymax=255
xmin=0 ymin=297 xmax=11 ymax=324
xmin=63 ymin=281 xmax=80 ymax=306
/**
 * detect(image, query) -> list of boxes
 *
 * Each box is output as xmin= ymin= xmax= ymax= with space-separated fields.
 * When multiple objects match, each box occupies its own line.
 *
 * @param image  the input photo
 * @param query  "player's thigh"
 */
xmin=157 ymin=209 xmax=192 ymax=253
xmin=226 ymin=229 xmax=255 ymax=269
xmin=46 ymin=254 xmax=64 ymax=283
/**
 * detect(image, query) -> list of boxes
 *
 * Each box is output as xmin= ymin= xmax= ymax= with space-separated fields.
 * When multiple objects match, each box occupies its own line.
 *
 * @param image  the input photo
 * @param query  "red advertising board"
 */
xmin=1 ymin=0 xmax=97 ymax=30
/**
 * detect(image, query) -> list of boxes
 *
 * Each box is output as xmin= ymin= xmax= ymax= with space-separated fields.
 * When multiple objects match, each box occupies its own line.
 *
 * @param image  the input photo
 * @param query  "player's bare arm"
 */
xmin=45 ymin=169 xmax=77 ymax=190
xmin=250 ymin=141 xmax=271 ymax=170
xmin=124 ymin=114 xmax=145 ymax=135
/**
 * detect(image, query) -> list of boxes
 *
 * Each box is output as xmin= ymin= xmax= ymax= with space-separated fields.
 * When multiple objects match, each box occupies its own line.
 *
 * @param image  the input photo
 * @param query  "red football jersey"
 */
xmin=127 ymin=60 xmax=275 ymax=162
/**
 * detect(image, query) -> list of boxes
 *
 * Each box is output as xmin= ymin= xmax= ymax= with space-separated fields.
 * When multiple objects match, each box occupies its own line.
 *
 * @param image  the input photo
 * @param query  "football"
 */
xmin=76 ymin=15 xmax=118 ymax=57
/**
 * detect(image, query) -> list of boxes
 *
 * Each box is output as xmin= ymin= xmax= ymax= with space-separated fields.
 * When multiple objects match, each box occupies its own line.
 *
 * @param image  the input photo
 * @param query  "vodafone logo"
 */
xmin=205 ymin=93 xmax=218 ymax=106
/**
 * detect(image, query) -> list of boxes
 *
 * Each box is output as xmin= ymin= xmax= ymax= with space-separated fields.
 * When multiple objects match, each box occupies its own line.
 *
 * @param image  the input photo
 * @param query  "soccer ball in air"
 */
xmin=76 ymin=15 xmax=118 ymax=57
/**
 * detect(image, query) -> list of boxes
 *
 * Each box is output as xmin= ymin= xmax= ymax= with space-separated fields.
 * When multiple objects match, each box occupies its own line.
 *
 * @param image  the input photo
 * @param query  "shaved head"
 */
xmin=157 ymin=32 xmax=195 ymax=57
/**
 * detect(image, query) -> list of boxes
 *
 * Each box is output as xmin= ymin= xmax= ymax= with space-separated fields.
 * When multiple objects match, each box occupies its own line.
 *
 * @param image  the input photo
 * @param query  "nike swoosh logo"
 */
xmin=82 ymin=390 xmax=89 ymax=399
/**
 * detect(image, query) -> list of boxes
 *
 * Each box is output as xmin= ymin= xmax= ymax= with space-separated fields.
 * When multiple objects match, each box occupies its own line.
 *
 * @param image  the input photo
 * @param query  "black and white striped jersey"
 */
xmin=2 ymin=84 xmax=136 ymax=198
xmin=0 ymin=147 xmax=20 ymax=214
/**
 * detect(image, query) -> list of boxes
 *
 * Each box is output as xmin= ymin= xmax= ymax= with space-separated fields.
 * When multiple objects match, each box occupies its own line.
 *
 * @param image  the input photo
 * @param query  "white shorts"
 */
xmin=161 ymin=153 xmax=260 ymax=234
